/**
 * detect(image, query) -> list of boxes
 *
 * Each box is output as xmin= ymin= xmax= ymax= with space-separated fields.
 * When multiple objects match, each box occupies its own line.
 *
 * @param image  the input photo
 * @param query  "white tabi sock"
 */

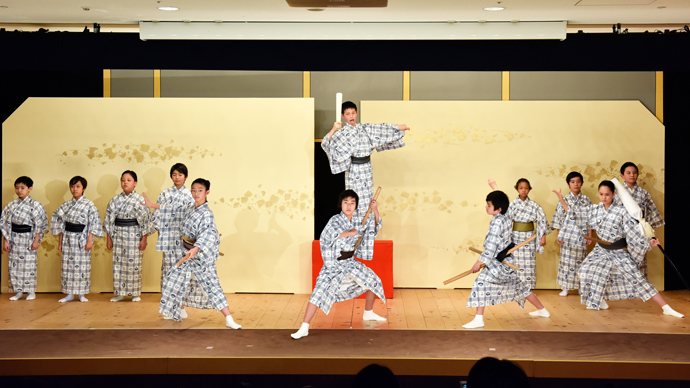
xmin=225 ymin=315 xmax=242 ymax=329
xmin=291 ymin=322 xmax=310 ymax=339
xmin=79 ymin=294 xmax=88 ymax=302
xmin=600 ymin=299 xmax=609 ymax=310
xmin=9 ymin=292 xmax=23 ymax=301
xmin=26 ymin=292 xmax=36 ymax=300
xmin=180 ymin=309 xmax=188 ymax=319
xmin=463 ymin=315 xmax=484 ymax=329
xmin=363 ymin=310 xmax=387 ymax=321
xmin=529 ymin=308 xmax=551 ymax=318
xmin=59 ymin=294 xmax=74 ymax=303
xmin=559 ymin=289 xmax=568 ymax=297
xmin=110 ymin=295 xmax=124 ymax=302
xmin=132 ymin=296 xmax=141 ymax=302
xmin=662 ymin=304 xmax=684 ymax=318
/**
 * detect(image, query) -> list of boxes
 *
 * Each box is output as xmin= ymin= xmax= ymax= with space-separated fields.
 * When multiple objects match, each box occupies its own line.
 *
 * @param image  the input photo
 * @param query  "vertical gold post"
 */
xmin=153 ymin=70 xmax=161 ymax=98
xmin=303 ymin=71 xmax=311 ymax=98
xmin=655 ymin=71 xmax=663 ymax=124
xmin=103 ymin=69 xmax=111 ymax=98
xmin=502 ymin=71 xmax=510 ymax=101
xmin=403 ymin=71 xmax=411 ymax=101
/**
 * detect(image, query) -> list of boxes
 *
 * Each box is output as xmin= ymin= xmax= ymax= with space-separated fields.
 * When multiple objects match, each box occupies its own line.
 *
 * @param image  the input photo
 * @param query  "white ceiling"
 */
xmin=0 ymin=0 xmax=689 ymax=25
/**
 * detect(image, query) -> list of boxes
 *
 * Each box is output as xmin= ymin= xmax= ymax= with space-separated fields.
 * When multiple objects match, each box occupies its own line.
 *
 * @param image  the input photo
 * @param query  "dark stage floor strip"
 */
xmin=1 ymin=329 xmax=689 ymax=380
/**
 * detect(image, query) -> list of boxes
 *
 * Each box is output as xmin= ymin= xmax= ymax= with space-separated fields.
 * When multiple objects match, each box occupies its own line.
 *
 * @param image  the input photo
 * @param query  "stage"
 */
xmin=1 ymin=289 xmax=689 ymax=384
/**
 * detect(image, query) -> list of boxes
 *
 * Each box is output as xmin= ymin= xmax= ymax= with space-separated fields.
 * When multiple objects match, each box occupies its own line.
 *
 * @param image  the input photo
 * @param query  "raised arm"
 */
xmin=552 ymin=188 xmax=568 ymax=213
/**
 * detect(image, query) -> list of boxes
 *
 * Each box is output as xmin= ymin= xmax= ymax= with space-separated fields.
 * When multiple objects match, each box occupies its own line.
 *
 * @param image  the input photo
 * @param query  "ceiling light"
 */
xmin=158 ymin=6 xmax=179 ymax=11
xmin=307 ymin=8 xmax=325 ymax=11
xmin=484 ymin=7 xmax=505 ymax=11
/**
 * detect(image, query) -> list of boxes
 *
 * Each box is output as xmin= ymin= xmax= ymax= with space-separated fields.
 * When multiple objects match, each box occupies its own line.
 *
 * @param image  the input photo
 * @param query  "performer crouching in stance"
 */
xmin=555 ymin=180 xmax=683 ymax=317
xmin=291 ymin=190 xmax=386 ymax=340
xmin=464 ymin=190 xmax=550 ymax=329
xmin=158 ymin=178 xmax=241 ymax=328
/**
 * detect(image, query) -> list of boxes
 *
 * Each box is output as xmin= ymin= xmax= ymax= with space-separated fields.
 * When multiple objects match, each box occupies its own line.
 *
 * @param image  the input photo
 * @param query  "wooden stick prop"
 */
xmin=584 ymin=236 xmax=628 ymax=251
xmin=353 ymin=186 xmax=382 ymax=251
xmin=443 ymin=235 xmax=536 ymax=285
xmin=176 ymin=233 xmax=224 ymax=267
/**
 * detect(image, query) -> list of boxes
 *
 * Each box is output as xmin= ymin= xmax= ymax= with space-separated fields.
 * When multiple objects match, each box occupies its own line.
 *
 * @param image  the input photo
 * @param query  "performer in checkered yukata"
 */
xmin=551 ymin=172 xmax=593 ymax=296
xmin=321 ymin=101 xmax=409 ymax=219
xmin=291 ymin=190 xmax=385 ymax=340
xmin=51 ymin=176 xmax=104 ymax=303
xmin=104 ymin=170 xmax=153 ymax=302
xmin=158 ymin=178 xmax=241 ymax=329
xmin=614 ymin=162 xmax=665 ymax=278
xmin=463 ymin=190 xmax=550 ymax=329
xmin=1 ymin=176 xmax=48 ymax=301
xmin=488 ymin=178 xmax=551 ymax=289
xmin=554 ymin=180 xmax=682 ymax=318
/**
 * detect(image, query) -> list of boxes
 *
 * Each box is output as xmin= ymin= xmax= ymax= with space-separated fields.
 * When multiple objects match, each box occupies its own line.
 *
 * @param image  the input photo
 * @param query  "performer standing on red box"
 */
xmin=291 ymin=190 xmax=386 ymax=340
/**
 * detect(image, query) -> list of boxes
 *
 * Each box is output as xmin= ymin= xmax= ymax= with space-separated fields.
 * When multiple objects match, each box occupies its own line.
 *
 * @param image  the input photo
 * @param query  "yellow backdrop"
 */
xmin=362 ymin=101 xmax=665 ymax=290
xmin=2 ymin=98 xmax=315 ymax=294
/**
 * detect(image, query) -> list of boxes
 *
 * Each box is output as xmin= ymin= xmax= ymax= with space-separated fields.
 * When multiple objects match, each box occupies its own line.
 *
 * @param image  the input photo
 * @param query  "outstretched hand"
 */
xmin=398 ymin=124 xmax=410 ymax=131
xmin=552 ymin=188 xmax=563 ymax=198
xmin=487 ymin=178 xmax=498 ymax=191
xmin=141 ymin=192 xmax=155 ymax=208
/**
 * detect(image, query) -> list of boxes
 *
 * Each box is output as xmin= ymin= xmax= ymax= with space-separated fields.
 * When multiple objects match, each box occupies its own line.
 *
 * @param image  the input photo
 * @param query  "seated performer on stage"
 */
xmin=291 ymin=190 xmax=386 ymax=340
xmin=464 ymin=190 xmax=550 ymax=329
xmin=322 ymin=101 xmax=409 ymax=219
xmin=555 ymin=180 xmax=683 ymax=317
xmin=159 ymin=178 xmax=241 ymax=328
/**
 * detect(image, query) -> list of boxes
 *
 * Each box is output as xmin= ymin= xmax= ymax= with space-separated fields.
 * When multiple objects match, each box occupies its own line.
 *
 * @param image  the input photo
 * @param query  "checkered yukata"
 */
xmin=613 ymin=183 xmax=664 ymax=278
xmin=159 ymin=203 xmax=227 ymax=321
xmin=0 ymin=195 xmax=48 ymax=293
xmin=466 ymin=213 xmax=532 ymax=309
xmin=551 ymin=192 xmax=592 ymax=290
xmin=568 ymin=203 xmax=657 ymax=310
xmin=51 ymin=195 xmax=103 ymax=294
xmin=309 ymin=211 xmax=384 ymax=315
xmin=507 ymin=196 xmax=551 ymax=289
xmin=153 ymin=185 xmax=194 ymax=286
xmin=321 ymin=122 xmax=405 ymax=219
xmin=103 ymin=190 xmax=154 ymax=297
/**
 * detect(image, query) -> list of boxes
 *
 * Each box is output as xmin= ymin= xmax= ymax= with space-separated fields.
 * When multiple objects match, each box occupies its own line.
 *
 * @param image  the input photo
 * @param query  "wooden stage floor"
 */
xmin=1 ymin=289 xmax=689 ymax=381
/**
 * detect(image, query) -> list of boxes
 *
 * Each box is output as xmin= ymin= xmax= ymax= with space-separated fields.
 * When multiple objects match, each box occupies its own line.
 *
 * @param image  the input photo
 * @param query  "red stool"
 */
xmin=312 ymin=240 xmax=394 ymax=299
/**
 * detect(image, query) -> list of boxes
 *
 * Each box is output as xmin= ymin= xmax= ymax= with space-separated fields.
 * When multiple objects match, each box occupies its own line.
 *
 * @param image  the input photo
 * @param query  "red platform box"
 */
xmin=312 ymin=240 xmax=394 ymax=299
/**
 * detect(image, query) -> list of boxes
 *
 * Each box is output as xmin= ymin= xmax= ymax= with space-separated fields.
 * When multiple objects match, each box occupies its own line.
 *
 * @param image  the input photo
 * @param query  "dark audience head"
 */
xmin=351 ymin=363 xmax=399 ymax=388
xmin=468 ymin=357 xmax=529 ymax=388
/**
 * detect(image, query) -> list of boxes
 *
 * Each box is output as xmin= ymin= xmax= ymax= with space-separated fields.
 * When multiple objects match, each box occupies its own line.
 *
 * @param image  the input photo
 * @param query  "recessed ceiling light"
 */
xmin=307 ymin=8 xmax=324 ymax=12
xmin=158 ymin=6 xmax=179 ymax=11
xmin=484 ymin=7 xmax=505 ymax=11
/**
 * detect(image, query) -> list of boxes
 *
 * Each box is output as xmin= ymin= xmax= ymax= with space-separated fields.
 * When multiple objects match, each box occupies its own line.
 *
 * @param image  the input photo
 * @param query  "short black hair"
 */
xmin=566 ymin=171 xmax=583 ymax=184
xmin=170 ymin=163 xmax=188 ymax=178
xmin=620 ymin=162 xmax=639 ymax=175
xmin=468 ymin=357 xmax=529 ymax=388
xmin=486 ymin=190 xmax=509 ymax=215
xmin=121 ymin=170 xmax=138 ymax=182
xmin=192 ymin=178 xmax=210 ymax=191
xmin=514 ymin=178 xmax=532 ymax=190
xmin=342 ymin=101 xmax=358 ymax=114
xmin=14 ymin=176 xmax=33 ymax=188
xmin=69 ymin=176 xmax=88 ymax=190
xmin=598 ymin=180 xmax=615 ymax=193
xmin=338 ymin=189 xmax=359 ymax=210
xmin=352 ymin=364 xmax=399 ymax=388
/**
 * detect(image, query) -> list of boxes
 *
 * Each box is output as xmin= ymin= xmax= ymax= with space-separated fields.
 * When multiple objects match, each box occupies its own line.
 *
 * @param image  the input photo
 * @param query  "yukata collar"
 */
xmin=121 ymin=189 xmax=137 ymax=197
xmin=173 ymin=185 xmax=187 ymax=192
xmin=18 ymin=195 xmax=32 ymax=202
xmin=515 ymin=196 xmax=530 ymax=203
xmin=72 ymin=195 xmax=86 ymax=203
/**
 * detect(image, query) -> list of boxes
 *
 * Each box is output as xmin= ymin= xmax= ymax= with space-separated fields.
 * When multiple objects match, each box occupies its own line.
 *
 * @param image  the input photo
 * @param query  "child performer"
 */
xmin=159 ymin=178 xmax=241 ymax=329
xmin=488 ymin=178 xmax=550 ymax=289
xmin=321 ymin=101 xmax=409 ymax=219
xmin=555 ymin=181 xmax=683 ymax=317
xmin=141 ymin=163 xmax=199 ymax=319
xmin=615 ymin=162 xmax=664 ymax=278
xmin=464 ymin=190 xmax=550 ymax=329
xmin=51 ymin=176 xmax=104 ymax=303
xmin=1 ymin=176 xmax=48 ymax=301
xmin=551 ymin=172 xmax=593 ymax=296
xmin=103 ymin=170 xmax=153 ymax=302
xmin=291 ymin=189 xmax=386 ymax=340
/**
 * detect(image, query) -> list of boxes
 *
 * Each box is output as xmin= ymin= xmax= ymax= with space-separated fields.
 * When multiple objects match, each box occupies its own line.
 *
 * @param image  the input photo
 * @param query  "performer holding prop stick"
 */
xmin=463 ymin=190 xmax=550 ymax=329
xmin=321 ymin=94 xmax=409 ymax=220
xmin=443 ymin=236 xmax=530 ymax=285
xmin=291 ymin=190 xmax=386 ymax=340
xmin=553 ymin=180 xmax=683 ymax=317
